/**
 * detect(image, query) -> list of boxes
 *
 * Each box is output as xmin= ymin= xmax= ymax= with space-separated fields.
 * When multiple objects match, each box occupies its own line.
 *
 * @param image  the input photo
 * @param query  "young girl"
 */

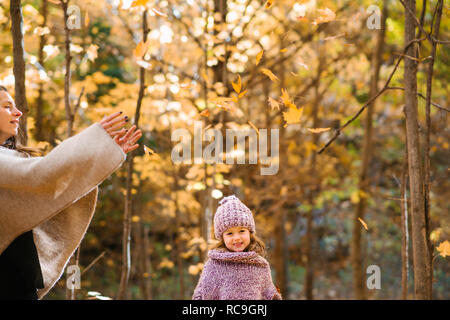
xmin=192 ymin=195 xmax=282 ymax=300
xmin=0 ymin=85 xmax=142 ymax=299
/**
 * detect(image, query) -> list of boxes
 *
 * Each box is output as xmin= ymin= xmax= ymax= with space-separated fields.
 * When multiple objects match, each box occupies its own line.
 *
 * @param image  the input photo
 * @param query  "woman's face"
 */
xmin=0 ymin=90 xmax=22 ymax=144
xmin=222 ymin=226 xmax=251 ymax=252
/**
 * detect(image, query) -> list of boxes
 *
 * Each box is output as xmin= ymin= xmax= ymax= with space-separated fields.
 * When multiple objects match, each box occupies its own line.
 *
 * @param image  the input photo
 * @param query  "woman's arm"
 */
xmin=0 ymin=122 xmax=130 ymax=254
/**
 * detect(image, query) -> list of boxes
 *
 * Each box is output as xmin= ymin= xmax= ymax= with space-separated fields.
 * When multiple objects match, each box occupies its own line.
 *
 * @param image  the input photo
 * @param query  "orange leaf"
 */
xmin=231 ymin=75 xmax=242 ymax=94
xmin=261 ymin=68 xmax=279 ymax=82
xmin=265 ymin=0 xmax=273 ymax=9
xmin=200 ymin=109 xmax=210 ymax=117
xmin=131 ymin=0 xmax=151 ymax=7
xmin=256 ymin=50 xmax=263 ymax=66
xmin=358 ymin=217 xmax=368 ymax=231
xmin=238 ymin=90 xmax=247 ymax=99
xmin=133 ymin=40 xmax=150 ymax=59
xmin=307 ymin=127 xmax=331 ymax=133
xmin=280 ymin=48 xmax=287 ymax=53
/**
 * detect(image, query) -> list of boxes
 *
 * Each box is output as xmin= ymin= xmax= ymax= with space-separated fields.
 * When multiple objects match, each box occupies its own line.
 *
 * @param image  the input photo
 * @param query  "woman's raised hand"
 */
xmin=99 ymin=111 xmax=142 ymax=154
xmin=113 ymin=125 xmax=142 ymax=154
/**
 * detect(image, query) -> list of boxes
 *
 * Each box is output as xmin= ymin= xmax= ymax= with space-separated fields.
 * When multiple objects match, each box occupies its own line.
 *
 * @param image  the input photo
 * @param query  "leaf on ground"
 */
xmin=261 ymin=68 xmax=279 ymax=82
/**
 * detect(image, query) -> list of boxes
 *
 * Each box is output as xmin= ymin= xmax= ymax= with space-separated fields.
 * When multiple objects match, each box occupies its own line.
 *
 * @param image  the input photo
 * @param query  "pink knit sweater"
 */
xmin=192 ymin=249 xmax=282 ymax=300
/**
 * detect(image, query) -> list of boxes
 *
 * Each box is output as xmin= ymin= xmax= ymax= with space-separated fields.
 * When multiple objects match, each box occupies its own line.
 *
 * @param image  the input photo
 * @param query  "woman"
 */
xmin=0 ymin=85 xmax=142 ymax=299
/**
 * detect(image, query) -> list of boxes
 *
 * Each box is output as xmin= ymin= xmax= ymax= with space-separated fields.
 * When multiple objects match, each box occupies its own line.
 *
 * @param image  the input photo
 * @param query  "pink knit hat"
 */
xmin=214 ymin=195 xmax=255 ymax=239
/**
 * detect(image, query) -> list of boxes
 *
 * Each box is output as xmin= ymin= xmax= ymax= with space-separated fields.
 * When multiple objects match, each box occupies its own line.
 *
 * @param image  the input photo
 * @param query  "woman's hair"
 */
xmin=210 ymin=231 xmax=267 ymax=257
xmin=0 ymin=85 xmax=41 ymax=157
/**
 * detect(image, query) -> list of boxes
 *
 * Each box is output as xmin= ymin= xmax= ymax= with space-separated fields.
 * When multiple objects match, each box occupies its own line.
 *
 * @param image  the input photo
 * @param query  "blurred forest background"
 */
xmin=0 ymin=0 xmax=448 ymax=299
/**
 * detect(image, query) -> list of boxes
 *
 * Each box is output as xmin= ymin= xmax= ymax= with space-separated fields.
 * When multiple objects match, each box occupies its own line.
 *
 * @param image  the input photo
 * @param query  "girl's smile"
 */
xmin=223 ymin=226 xmax=251 ymax=252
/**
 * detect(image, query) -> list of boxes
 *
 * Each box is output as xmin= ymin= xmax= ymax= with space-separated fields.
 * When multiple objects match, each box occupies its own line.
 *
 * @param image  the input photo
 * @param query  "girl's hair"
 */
xmin=211 ymin=231 xmax=267 ymax=257
xmin=0 ymin=85 xmax=41 ymax=157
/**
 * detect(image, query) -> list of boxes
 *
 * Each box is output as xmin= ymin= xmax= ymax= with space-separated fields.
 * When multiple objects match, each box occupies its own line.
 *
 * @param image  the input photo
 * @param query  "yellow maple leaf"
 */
xmin=358 ymin=217 xmax=368 ymax=231
xmin=307 ymin=127 xmax=331 ymax=133
xmin=261 ymin=68 xmax=279 ymax=82
xmin=268 ymin=97 xmax=280 ymax=111
xmin=256 ymin=50 xmax=263 ymax=66
xmin=283 ymin=106 xmax=303 ymax=127
xmin=436 ymin=240 xmax=450 ymax=258
xmin=231 ymin=75 xmax=242 ymax=94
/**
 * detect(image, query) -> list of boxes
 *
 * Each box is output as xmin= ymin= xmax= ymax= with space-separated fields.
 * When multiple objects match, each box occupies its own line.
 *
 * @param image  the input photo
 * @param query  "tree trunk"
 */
xmin=117 ymin=9 xmax=148 ymax=299
xmin=61 ymin=1 xmax=74 ymax=137
xmin=423 ymin=0 xmax=443 ymax=299
xmin=35 ymin=0 xmax=47 ymax=142
xmin=351 ymin=0 xmax=387 ymax=300
xmin=403 ymin=0 xmax=431 ymax=300
xmin=400 ymin=135 xmax=409 ymax=300
xmin=10 ymin=0 xmax=28 ymax=145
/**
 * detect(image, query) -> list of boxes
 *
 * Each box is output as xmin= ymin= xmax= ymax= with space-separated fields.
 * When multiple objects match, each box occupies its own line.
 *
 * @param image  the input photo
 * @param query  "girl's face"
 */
xmin=222 ymin=226 xmax=251 ymax=252
xmin=0 ymin=91 xmax=22 ymax=144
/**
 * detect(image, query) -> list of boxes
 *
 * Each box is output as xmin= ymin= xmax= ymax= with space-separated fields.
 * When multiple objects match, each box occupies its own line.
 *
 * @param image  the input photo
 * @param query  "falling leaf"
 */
xmin=282 ymin=106 xmax=303 ymax=127
xmin=281 ymin=88 xmax=297 ymax=109
xmin=134 ymin=40 xmax=150 ymax=60
xmin=144 ymin=145 xmax=155 ymax=156
xmin=265 ymin=0 xmax=273 ymax=9
xmin=358 ymin=217 xmax=368 ymax=230
xmin=436 ymin=240 xmax=450 ymax=258
xmin=268 ymin=97 xmax=280 ymax=111
xmin=209 ymin=97 xmax=234 ymax=110
xmin=231 ymin=75 xmax=242 ymax=94
xmin=152 ymin=8 xmax=167 ymax=17
xmin=307 ymin=127 xmax=331 ymax=133
xmin=132 ymin=215 xmax=140 ymax=222
xmin=261 ymin=68 xmax=279 ymax=82
xmin=201 ymin=71 xmax=210 ymax=85
xmin=238 ymin=90 xmax=247 ymax=99
xmin=312 ymin=7 xmax=336 ymax=25
xmin=248 ymin=121 xmax=260 ymax=136
xmin=131 ymin=0 xmax=151 ymax=7
xmin=280 ymin=48 xmax=287 ymax=53
xmin=200 ymin=109 xmax=210 ymax=117
xmin=256 ymin=50 xmax=263 ymax=66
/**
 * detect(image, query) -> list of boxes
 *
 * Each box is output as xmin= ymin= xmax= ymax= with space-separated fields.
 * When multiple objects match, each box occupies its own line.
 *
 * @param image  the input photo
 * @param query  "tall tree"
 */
xmin=402 ymin=0 xmax=431 ymax=300
xmin=10 ymin=0 xmax=28 ymax=145
xmin=351 ymin=0 xmax=388 ymax=299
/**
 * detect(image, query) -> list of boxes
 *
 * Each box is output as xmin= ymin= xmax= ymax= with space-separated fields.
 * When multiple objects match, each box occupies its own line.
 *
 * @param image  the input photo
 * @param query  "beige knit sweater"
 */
xmin=0 ymin=123 xmax=126 ymax=299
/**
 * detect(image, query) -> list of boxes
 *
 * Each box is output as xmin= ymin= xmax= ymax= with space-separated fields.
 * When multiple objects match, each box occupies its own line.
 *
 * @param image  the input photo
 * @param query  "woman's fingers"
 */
xmin=100 ymin=111 xmax=122 ymax=125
